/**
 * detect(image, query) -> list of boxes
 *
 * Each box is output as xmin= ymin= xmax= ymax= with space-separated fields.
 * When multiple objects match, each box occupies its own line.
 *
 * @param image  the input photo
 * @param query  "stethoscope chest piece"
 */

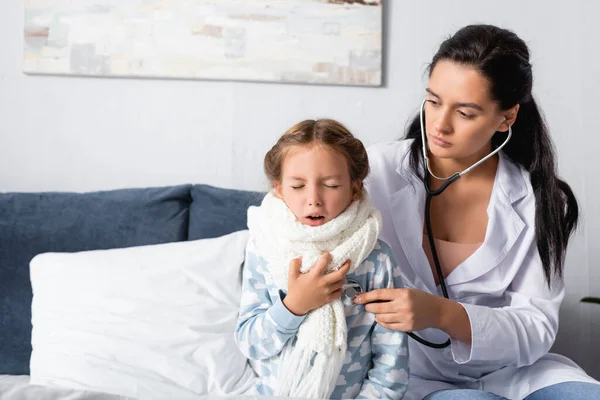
xmin=343 ymin=278 xmax=363 ymax=302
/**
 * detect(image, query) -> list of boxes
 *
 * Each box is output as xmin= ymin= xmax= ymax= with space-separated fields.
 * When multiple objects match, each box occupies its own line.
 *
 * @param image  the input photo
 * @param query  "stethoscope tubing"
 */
xmin=408 ymin=99 xmax=513 ymax=349
xmin=342 ymin=101 xmax=513 ymax=349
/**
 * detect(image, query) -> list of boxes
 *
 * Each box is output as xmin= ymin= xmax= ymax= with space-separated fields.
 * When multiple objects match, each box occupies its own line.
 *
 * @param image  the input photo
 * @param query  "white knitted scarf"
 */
xmin=247 ymin=191 xmax=382 ymax=399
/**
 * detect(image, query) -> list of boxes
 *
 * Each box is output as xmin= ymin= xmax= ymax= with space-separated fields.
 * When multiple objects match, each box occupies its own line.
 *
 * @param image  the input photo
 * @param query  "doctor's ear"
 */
xmin=497 ymin=104 xmax=520 ymax=132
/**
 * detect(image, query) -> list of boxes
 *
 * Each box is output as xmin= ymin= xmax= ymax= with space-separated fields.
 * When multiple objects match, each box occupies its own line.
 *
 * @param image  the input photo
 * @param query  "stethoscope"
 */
xmin=343 ymin=99 xmax=513 ymax=349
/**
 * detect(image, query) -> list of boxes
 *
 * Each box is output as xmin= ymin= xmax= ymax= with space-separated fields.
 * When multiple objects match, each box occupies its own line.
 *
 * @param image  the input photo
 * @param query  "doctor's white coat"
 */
xmin=365 ymin=140 xmax=598 ymax=400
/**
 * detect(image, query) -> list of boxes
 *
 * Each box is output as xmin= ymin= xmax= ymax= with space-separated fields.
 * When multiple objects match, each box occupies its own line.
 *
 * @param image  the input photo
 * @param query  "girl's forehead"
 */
xmin=284 ymin=143 xmax=342 ymax=160
xmin=282 ymin=144 xmax=349 ymax=173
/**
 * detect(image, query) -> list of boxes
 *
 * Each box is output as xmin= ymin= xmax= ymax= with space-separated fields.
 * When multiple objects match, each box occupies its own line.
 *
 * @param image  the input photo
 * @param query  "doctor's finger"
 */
xmin=353 ymin=288 xmax=400 ymax=304
xmin=364 ymin=301 xmax=398 ymax=314
xmin=375 ymin=321 xmax=407 ymax=332
xmin=374 ymin=312 xmax=404 ymax=324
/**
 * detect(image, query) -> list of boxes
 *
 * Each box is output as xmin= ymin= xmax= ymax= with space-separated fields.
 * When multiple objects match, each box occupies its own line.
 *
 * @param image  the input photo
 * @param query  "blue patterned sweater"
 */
xmin=234 ymin=239 xmax=409 ymax=399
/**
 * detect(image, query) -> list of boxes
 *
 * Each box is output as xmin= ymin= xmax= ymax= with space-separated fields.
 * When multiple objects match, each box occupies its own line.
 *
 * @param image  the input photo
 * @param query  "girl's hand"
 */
xmin=283 ymin=253 xmax=351 ymax=316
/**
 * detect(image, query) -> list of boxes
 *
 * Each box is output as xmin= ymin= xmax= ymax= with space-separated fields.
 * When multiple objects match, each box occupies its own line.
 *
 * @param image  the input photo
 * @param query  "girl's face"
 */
xmin=424 ymin=60 xmax=518 ymax=162
xmin=274 ymin=144 xmax=359 ymax=227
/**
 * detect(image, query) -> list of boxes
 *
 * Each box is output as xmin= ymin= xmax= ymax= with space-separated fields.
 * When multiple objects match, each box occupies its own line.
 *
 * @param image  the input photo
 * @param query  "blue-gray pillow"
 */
xmin=0 ymin=185 xmax=191 ymax=375
xmin=189 ymin=184 xmax=265 ymax=240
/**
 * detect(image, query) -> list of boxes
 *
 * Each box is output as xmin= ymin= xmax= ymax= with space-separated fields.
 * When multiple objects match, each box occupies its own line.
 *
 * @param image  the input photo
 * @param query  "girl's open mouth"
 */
xmin=305 ymin=215 xmax=326 ymax=226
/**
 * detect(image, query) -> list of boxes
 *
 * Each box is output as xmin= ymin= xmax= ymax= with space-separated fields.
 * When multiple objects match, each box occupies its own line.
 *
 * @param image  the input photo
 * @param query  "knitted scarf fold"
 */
xmin=247 ymin=191 xmax=382 ymax=399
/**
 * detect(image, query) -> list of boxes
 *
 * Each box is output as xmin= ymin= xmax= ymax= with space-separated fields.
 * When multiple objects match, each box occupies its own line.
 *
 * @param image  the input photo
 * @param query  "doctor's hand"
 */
xmin=353 ymin=288 xmax=447 ymax=332
xmin=283 ymin=253 xmax=351 ymax=316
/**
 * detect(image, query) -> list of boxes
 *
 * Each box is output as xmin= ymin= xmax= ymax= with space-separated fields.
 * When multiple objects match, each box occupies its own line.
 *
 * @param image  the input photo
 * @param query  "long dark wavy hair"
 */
xmin=405 ymin=24 xmax=578 ymax=284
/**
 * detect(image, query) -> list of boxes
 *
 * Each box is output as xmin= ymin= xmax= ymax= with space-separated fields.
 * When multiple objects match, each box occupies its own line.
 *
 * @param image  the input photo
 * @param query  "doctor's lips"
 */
xmin=305 ymin=212 xmax=326 ymax=226
xmin=429 ymin=135 xmax=452 ymax=148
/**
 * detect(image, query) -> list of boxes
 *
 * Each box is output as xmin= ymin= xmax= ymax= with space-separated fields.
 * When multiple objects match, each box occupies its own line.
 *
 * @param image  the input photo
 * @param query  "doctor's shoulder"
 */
xmin=365 ymin=139 xmax=416 ymax=201
xmin=498 ymin=152 xmax=537 ymax=227
xmin=366 ymin=139 xmax=413 ymax=173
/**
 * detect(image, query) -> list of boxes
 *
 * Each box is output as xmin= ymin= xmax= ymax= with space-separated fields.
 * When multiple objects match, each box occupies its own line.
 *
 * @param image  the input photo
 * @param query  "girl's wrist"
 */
xmin=283 ymin=295 xmax=307 ymax=316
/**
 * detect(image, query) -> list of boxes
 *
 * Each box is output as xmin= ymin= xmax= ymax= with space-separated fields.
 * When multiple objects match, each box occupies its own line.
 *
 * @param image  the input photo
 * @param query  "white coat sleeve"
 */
xmin=451 ymin=238 xmax=564 ymax=367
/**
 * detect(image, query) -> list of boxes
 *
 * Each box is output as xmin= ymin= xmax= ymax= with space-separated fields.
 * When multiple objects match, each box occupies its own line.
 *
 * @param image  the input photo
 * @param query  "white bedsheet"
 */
xmin=0 ymin=375 xmax=131 ymax=400
xmin=0 ymin=375 xmax=284 ymax=400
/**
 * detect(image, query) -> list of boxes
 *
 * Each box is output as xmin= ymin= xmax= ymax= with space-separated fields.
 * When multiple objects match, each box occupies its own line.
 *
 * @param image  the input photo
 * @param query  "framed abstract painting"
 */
xmin=23 ymin=0 xmax=383 ymax=86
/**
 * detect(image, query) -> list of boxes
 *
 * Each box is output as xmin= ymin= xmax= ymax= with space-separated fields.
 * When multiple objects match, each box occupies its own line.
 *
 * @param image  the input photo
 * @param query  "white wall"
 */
xmin=2 ymin=0 xmax=599 ymax=379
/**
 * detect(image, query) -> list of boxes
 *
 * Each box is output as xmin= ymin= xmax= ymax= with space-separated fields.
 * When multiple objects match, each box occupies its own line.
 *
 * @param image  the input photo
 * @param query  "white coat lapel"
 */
xmin=389 ymin=152 xmax=528 ymax=288
xmin=445 ymin=153 xmax=528 ymax=285
xmin=389 ymin=158 xmax=437 ymax=290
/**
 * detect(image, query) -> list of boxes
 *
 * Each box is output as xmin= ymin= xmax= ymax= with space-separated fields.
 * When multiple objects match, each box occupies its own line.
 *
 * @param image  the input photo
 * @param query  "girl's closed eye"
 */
xmin=324 ymin=184 xmax=340 ymax=189
xmin=291 ymin=185 xmax=304 ymax=190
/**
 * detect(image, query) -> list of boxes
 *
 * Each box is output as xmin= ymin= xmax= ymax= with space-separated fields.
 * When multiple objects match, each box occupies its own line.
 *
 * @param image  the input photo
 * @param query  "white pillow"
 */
xmin=29 ymin=230 xmax=257 ymax=399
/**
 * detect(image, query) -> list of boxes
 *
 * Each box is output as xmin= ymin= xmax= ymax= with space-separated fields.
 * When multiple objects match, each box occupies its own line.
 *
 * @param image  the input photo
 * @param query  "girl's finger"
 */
xmin=324 ymin=260 xmax=351 ymax=284
xmin=287 ymin=256 xmax=303 ymax=279
xmin=311 ymin=253 xmax=332 ymax=276
xmin=329 ymin=288 xmax=343 ymax=301
xmin=328 ymin=277 xmax=346 ymax=291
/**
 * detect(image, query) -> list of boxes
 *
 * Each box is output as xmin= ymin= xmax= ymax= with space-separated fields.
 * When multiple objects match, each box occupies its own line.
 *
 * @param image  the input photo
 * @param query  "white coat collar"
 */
xmin=389 ymin=150 xmax=528 ymax=288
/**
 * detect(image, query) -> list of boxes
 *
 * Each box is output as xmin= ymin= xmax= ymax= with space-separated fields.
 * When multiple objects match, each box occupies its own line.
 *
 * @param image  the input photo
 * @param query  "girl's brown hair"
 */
xmin=264 ymin=119 xmax=369 ymax=194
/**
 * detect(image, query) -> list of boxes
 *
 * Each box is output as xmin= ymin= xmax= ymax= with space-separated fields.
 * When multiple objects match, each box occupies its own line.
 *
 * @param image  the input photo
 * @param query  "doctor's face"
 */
xmin=424 ymin=60 xmax=515 ymax=162
xmin=274 ymin=144 xmax=357 ymax=227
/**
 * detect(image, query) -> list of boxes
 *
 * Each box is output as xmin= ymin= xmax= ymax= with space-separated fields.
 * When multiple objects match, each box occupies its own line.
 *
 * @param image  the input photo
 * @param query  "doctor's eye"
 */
xmin=426 ymin=99 xmax=440 ymax=107
xmin=458 ymin=110 xmax=475 ymax=120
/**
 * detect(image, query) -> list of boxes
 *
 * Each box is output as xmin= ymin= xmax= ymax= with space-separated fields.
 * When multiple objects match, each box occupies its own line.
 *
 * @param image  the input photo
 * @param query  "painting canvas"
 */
xmin=23 ymin=0 xmax=382 ymax=86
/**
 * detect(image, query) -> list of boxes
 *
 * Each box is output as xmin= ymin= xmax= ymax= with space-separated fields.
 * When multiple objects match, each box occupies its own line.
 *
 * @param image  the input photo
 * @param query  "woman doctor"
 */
xmin=354 ymin=25 xmax=600 ymax=399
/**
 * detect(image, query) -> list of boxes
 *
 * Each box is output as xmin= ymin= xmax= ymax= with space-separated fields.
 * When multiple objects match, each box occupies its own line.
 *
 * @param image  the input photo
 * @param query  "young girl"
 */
xmin=235 ymin=119 xmax=409 ymax=399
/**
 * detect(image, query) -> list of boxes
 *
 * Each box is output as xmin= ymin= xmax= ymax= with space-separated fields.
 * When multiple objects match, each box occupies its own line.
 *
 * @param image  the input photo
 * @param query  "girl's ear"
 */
xmin=274 ymin=181 xmax=283 ymax=199
xmin=352 ymin=181 xmax=363 ymax=201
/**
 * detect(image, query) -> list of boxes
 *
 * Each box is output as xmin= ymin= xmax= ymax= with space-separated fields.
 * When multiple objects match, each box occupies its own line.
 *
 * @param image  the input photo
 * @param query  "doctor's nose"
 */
xmin=434 ymin=110 xmax=453 ymax=134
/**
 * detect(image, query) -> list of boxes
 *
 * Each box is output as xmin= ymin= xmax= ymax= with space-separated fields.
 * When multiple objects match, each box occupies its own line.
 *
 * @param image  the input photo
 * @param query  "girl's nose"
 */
xmin=308 ymin=188 xmax=323 ymax=206
xmin=308 ymin=198 xmax=322 ymax=206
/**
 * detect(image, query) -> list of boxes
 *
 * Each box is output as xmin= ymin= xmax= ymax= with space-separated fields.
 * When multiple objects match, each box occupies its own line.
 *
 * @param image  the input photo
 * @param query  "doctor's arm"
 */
xmin=357 ymin=239 xmax=562 ymax=368
xmin=358 ymin=287 xmax=473 ymax=345
xmin=448 ymin=239 xmax=563 ymax=367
